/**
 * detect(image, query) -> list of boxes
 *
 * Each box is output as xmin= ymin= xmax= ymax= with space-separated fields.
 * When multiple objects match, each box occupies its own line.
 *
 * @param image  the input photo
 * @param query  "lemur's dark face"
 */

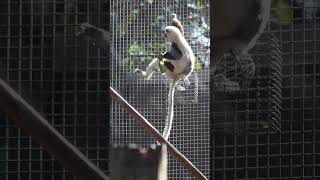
xmin=164 ymin=31 xmax=167 ymax=38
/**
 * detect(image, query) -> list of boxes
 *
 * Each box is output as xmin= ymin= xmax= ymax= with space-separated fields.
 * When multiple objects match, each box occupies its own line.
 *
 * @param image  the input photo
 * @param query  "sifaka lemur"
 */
xmin=135 ymin=14 xmax=195 ymax=140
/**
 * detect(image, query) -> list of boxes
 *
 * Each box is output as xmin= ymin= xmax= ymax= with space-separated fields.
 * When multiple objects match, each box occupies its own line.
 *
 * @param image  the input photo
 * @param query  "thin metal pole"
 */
xmin=0 ymin=78 xmax=109 ymax=180
xmin=110 ymin=86 xmax=208 ymax=180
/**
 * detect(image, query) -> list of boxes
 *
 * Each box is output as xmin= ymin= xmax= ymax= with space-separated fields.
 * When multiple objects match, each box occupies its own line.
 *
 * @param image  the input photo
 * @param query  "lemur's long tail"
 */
xmin=162 ymin=79 xmax=179 ymax=140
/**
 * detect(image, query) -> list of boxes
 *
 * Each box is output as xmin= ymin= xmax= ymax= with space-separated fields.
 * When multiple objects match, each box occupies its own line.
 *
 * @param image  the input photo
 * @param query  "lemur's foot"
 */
xmin=176 ymin=84 xmax=186 ymax=91
xmin=175 ymin=79 xmax=190 ymax=91
xmin=183 ymin=78 xmax=191 ymax=86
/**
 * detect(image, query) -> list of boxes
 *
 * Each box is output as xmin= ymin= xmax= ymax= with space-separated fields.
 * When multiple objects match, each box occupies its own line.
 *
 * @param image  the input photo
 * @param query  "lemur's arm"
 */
xmin=171 ymin=14 xmax=184 ymax=36
xmin=134 ymin=58 xmax=160 ymax=80
xmin=162 ymin=43 xmax=182 ymax=60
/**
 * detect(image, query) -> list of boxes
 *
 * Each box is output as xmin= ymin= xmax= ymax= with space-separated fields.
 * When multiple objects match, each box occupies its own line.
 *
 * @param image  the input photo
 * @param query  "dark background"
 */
xmin=0 ymin=0 xmax=109 ymax=179
xmin=1 ymin=0 xmax=320 ymax=180
xmin=212 ymin=0 xmax=320 ymax=179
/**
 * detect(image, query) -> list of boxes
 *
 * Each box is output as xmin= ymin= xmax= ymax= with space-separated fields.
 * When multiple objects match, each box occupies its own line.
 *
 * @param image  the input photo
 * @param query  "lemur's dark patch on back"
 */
xmin=163 ymin=43 xmax=182 ymax=60
xmin=164 ymin=61 xmax=174 ymax=72
xmin=183 ymin=60 xmax=192 ymax=74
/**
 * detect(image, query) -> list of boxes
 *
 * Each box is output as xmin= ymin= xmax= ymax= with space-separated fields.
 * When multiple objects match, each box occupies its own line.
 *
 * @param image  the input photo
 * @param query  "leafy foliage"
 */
xmin=195 ymin=58 xmax=202 ymax=71
xmin=128 ymin=41 xmax=145 ymax=56
xmin=271 ymin=0 xmax=293 ymax=26
xmin=114 ymin=0 xmax=210 ymax=72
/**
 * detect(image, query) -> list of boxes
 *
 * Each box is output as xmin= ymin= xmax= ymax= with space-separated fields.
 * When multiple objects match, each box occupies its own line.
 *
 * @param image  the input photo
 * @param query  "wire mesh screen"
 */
xmin=0 ymin=0 xmax=109 ymax=179
xmin=212 ymin=0 xmax=320 ymax=179
xmin=111 ymin=0 xmax=210 ymax=179
xmin=212 ymin=33 xmax=282 ymax=133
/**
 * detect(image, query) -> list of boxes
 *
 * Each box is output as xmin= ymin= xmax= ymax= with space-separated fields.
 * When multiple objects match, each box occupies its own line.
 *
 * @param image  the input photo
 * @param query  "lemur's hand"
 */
xmin=134 ymin=69 xmax=144 ymax=75
xmin=157 ymin=53 xmax=165 ymax=60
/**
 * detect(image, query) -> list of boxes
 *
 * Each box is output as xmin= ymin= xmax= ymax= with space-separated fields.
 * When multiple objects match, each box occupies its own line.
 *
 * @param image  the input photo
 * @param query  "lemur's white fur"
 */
xmin=135 ymin=25 xmax=195 ymax=140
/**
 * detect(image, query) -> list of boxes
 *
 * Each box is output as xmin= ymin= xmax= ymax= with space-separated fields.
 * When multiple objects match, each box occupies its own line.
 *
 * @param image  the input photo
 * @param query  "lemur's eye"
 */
xmin=165 ymin=29 xmax=170 ymax=33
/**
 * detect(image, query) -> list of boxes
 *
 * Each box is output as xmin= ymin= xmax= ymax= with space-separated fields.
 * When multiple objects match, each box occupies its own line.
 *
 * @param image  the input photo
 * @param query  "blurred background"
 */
xmin=0 ymin=0 xmax=109 ymax=179
xmin=212 ymin=0 xmax=320 ymax=179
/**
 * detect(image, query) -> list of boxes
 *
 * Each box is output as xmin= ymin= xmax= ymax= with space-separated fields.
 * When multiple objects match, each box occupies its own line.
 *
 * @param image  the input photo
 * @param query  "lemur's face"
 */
xmin=164 ymin=26 xmax=182 ymax=42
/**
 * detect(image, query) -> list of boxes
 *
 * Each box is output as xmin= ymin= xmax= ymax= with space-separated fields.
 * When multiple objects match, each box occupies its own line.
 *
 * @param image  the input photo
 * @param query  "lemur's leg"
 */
xmin=176 ymin=83 xmax=186 ymax=91
xmin=134 ymin=58 xmax=159 ymax=80
xmin=183 ymin=78 xmax=191 ymax=86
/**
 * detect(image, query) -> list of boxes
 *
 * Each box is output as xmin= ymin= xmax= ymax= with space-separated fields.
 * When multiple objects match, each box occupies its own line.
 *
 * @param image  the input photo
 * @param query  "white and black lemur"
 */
xmin=135 ymin=15 xmax=195 ymax=140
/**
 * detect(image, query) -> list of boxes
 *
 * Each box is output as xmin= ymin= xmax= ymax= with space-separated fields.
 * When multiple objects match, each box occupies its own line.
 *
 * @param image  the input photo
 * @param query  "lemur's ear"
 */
xmin=171 ymin=14 xmax=184 ymax=36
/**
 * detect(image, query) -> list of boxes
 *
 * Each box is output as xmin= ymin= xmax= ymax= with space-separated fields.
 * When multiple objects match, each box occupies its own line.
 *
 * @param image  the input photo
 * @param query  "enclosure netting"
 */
xmin=0 ymin=0 xmax=109 ymax=179
xmin=212 ymin=0 xmax=320 ymax=179
xmin=111 ymin=0 xmax=210 ymax=179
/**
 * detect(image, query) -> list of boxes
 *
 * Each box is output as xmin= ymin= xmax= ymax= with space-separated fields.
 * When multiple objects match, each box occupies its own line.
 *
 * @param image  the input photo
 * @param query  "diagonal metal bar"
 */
xmin=0 ymin=78 xmax=109 ymax=180
xmin=110 ymin=86 xmax=208 ymax=180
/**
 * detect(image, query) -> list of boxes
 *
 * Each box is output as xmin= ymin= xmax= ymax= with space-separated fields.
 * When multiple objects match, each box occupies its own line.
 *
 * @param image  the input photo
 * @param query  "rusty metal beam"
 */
xmin=0 ymin=78 xmax=109 ymax=180
xmin=110 ymin=86 xmax=208 ymax=180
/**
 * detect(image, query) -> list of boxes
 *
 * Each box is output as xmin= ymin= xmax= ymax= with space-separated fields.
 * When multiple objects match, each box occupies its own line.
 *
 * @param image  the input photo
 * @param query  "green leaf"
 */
xmin=202 ymin=27 xmax=209 ymax=34
xmin=159 ymin=43 xmax=167 ymax=50
xmin=260 ymin=121 xmax=269 ymax=129
xmin=197 ymin=1 xmax=205 ymax=9
xmin=132 ymin=9 xmax=140 ymax=15
xmin=159 ymin=59 xmax=167 ymax=73
xmin=271 ymin=0 xmax=292 ymax=26
xmin=128 ymin=42 xmax=145 ymax=56
xmin=195 ymin=58 xmax=202 ymax=72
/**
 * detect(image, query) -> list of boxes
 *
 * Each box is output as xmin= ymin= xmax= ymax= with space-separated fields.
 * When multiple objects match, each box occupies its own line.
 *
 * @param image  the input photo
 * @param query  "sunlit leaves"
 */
xmin=129 ymin=41 xmax=145 ymax=56
xmin=195 ymin=58 xmax=202 ymax=72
